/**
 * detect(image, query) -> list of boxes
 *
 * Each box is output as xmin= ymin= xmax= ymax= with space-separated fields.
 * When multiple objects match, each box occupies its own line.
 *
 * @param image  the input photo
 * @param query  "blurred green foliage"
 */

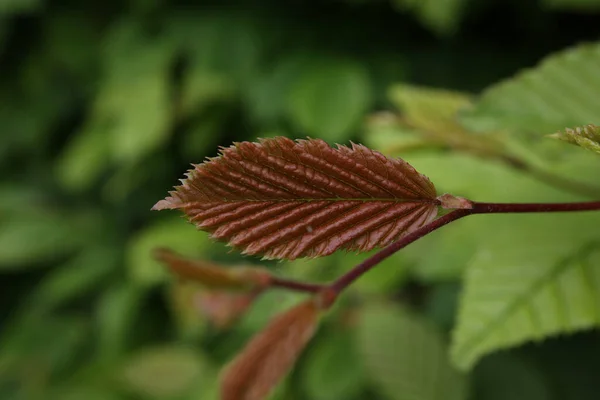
xmin=2 ymin=0 xmax=600 ymax=399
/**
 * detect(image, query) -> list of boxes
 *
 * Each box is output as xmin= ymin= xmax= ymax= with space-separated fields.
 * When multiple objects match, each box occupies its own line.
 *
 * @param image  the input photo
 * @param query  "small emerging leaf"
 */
xmin=153 ymin=137 xmax=438 ymax=260
xmin=220 ymin=299 xmax=320 ymax=400
xmin=154 ymin=248 xmax=271 ymax=290
xmin=194 ymin=290 xmax=261 ymax=330
xmin=550 ymin=124 xmax=600 ymax=155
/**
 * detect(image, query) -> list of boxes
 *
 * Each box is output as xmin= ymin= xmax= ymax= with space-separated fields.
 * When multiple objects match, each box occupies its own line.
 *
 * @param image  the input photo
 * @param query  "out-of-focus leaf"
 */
xmin=461 ymin=42 xmax=600 ymax=134
xmin=357 ymin=304 xmax=467 ymax=400
xmin=333 ymin=250 xmax=409 ymax=295
xmin=55 ymin=119 xmax=111 ymax=191
xmin=542 ymin=0 xmax=600 ymax=11
xmin=287 ymin=59 xmax=372 ymax=142
xmin=451 ymin=216 xmax=600 ymax=370
xmin=425 ymin=282 xmax=462 ymax=329
xmin=31 ymin=245 xmax=120 ymax=311
xmin=153 ymin=137 xmax=438 ymax=260
xmin=472 ymin=353 xmax=552 ymax=400
xmin=550 ymin=124 xmax=600 ymax=155
xmin=126 ymin=218 xmax=212 ymax=286
xmin=0 ymin=314 xmax=88 ymax=380
xmin=194 ymin=290 xmax=262 ymax=330
xmin=0 ymin=0 xmax=41 ymax=14
xmin=180 ymin=107 xmax=229 ymax=160
xmin=221 ymin=299 xmax=320 ymax=400
xmin=302 ymin=329 xmax=366 ymax=400
xmin=120 ymin=346 xmax=207 ymax=398
xmin=0 ymin=210 xmax=83 ymax=269
xmin=391 ymin=0 xmax=468 ymax=35
xmin=154 ymin=248 xmax=271 ymax=290
xmin=95 ymin=283 xmax=146 ymax=362
xmin=95 ymin=19 xmax=174 ymax=164
xmin=48 ymin=385 xmax=124 ymax=400
xmin=247 ymin=53 xmax=311 ymax=126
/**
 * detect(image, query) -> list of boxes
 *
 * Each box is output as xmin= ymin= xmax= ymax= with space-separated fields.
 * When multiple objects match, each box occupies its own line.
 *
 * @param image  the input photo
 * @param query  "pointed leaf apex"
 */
xmin=154 ymin=248 xmax=272 ymax=290
xmin=220 ymin=298 xmax=320 ymax=400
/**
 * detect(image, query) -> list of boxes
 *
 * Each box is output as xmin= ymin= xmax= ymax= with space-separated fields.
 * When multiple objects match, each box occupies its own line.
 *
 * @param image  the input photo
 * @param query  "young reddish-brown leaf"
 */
xmin=194 ymin=290 xmax=262 ymax=330
xmin=153 ymin=137 xmax=438 ymax=260
xmin=220 ymin=299 xmax=319 ymax=400
xmin=154 ymin=248 xmax=271 ymax=290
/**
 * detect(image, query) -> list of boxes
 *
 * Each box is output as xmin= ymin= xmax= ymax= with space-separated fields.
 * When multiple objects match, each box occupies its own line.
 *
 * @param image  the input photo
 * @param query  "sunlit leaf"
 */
xmin=357 ymin=304 xmax=467 ymax=400
xmin=550 ymin=124 xmax=600 ymax=155
xmin=387 ymin=84 xmax=505 ymax=159
xmin=221 ymin=299 xmax=320 ymax=400
xmin=451 ymin=214 xmax=600 ymax=370
xmin=154 ymin=137 xmax=439 ymax=260
xmin=461 ymin=42 xmax=600 ymax=134
xmin=287 ymin=59 xmax=372 ymax=141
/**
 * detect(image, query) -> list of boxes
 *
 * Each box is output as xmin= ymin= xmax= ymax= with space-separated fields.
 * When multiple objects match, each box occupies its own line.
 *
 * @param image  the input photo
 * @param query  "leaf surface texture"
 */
xmin=154 ymin=137 xmax=438 ymax=260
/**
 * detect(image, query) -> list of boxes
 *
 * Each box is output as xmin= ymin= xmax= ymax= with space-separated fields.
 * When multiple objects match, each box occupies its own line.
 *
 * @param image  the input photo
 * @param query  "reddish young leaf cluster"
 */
xmin=153 ymin=137 xmax=438 ymax=260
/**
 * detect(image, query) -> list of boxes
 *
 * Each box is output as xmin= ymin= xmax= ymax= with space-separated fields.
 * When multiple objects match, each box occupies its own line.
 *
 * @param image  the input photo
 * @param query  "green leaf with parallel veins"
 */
xmin=357 ymin=304 xmax=467 ymax=400
xmin=461 ymin=42 xmax=600 ymax=135
xmin=451 ymin=213 xmax=600 ymax=370
xmin=550 ymin=124 xmax=600 ymax=155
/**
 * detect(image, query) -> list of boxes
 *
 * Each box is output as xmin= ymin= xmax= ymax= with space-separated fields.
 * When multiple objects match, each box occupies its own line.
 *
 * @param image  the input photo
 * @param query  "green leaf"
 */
xmin=0 ymin=210 xmax=83 ymax=269
xmin=120 ymin=346 xmax=208 ymax=399
xmin=386 ymin=84 xmax=505 ymax=158
xmin=550 ymin=124 xmax=600 ymax=155
xmin=451 ymin=213 xmax=600 ymax=370
xmin=287 ymin=58 xmax=372 ymax=142
xmin=32 ymin=245 xmax=120 ymax=311
xmin=0 ymin=314 xmax=88 ymax=379
xmin=302 ymin=330 xmax=366 ymax=400
xmin=126 ymin=217 xmax=212 ymax=286
xmin=461 ymin=42 xmax=600 ymax=135
xmin=0 ymin=0 xmax=41 ymax=15
xmin=357 ymin=304 xmax=467 ymax=400
xmin=472 ymin=353 xmax=552 ymax=400
xmin=391 ymin=0 xmax=467 ymax=35
xmin=55 ymin=119 xmax=112 ymax=191
xmin=95 ymin=283 xmax=146 ymax=362
xmin=93 ymin=19 xmax=174 ymax=164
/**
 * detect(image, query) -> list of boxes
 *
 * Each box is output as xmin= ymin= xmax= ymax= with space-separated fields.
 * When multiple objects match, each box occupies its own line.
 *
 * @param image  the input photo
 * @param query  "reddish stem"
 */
xmin=329 ymin=208 xmax=471 ymax=293
xmin=329 ymin=199 xmax=600 ymax=294
xmin=471 ymin=200 xmax=600 ymax=214
xmin=264 ymin=199 xmax=600 ymax=298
